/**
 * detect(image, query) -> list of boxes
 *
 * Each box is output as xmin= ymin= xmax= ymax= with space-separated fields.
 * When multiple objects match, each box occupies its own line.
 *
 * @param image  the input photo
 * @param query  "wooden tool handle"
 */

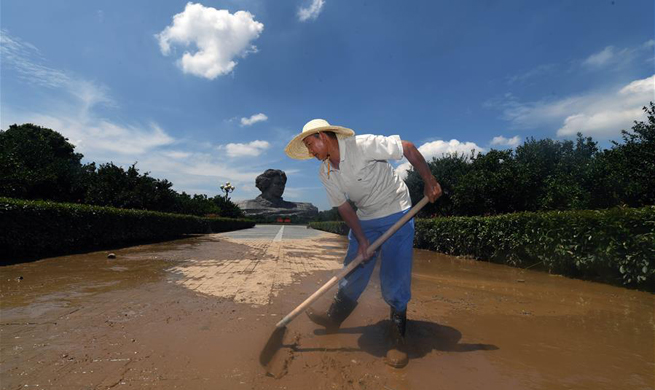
xmin=275 ymin=196 xmax=429 ymax=328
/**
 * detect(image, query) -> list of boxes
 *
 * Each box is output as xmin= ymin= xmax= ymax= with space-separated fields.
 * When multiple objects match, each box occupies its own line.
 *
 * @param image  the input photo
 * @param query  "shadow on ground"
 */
xmin=308 ymin=320 xmax=498 ymax=360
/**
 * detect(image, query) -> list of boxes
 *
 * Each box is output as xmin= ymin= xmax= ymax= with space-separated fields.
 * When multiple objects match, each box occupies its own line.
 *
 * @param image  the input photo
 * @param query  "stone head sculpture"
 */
xmin=255 ymin=169 xmax=287 ymax=202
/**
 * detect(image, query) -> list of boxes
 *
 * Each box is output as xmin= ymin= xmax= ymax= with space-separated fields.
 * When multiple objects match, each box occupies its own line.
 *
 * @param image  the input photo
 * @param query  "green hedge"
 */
xmin=0 ymin=197 xmax=255 ymax=260
xmin=308 ymin=221 xmax=350 ymax=236
xmin=310 ymin=207 xmax=655 ymax=290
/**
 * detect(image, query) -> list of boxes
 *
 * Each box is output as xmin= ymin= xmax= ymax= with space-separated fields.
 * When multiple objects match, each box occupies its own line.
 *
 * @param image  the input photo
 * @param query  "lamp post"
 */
xmin=220 ymin=182 xmax=235 ymax=200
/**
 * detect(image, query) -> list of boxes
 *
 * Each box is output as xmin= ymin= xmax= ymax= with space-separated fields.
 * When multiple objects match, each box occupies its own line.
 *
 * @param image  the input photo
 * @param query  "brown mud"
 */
xmin=1 ymin=225 xmax=653 ymax=389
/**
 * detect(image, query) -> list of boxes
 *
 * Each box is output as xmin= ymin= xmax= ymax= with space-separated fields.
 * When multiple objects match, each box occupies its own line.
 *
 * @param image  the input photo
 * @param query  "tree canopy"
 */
xmin=405 ymin=103 xmax=655 ymax=217
xmin=3 ymin=103 xmax=653 ymax=220
xmin=0 ymin=123 xmax=90 ymax=202
xmin=0 ymin=123 xmax=244 ymax=218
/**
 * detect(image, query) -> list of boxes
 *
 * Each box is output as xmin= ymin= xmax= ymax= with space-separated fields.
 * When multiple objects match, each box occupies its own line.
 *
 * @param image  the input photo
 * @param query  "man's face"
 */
xmin=302 ymin=133 xmax=328 ymax=161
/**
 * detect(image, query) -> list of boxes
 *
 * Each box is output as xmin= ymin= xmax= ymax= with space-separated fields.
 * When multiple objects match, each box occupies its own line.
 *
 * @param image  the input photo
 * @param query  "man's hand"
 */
xmin=356 ymin=236 xmax=373 ymax=261
xmin=424 ymin=175 xmax=442 ymax=203
xmin=337 ymin=201 xmax=373 ymax=261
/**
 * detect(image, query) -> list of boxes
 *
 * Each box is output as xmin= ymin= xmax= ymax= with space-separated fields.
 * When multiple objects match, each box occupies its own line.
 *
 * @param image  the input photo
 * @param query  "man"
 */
xmin=284 ymin=119 xmax=442 ymax=368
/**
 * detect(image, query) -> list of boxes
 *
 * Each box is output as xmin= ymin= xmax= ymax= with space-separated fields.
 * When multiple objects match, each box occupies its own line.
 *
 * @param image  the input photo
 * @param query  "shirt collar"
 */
xmin=338 ymin=137 xmax=346 ymax=163
xmin=322 ymin=137 xmax=347 ymax=172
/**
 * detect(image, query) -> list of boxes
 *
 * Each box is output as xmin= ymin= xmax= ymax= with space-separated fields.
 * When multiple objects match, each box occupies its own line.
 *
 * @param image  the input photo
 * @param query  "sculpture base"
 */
xmin=236 ymin=197 xmax=318 ymax=223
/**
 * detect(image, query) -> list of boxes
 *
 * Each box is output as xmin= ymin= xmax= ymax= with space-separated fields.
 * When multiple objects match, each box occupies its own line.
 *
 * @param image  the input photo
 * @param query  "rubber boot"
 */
xmin=306 ymin=290 xmax=358 ymax=333
xmin=385 ymin=308 xmax=409 ymax=368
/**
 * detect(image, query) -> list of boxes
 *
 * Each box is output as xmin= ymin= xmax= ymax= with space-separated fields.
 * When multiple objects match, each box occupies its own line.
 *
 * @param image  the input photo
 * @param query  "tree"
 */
xmin=85 ymin=162 xmax=190 ymax=213
xmin=405 ymin=152 xmax=474 ymax=217
xmin=595 ymin=103 xmax=655 ymax=207
xmin=0 ymin=123 xmax=90 ymax=202
xmin=0 ymin=123 xmax=249 ymax=218
xmin=312 ymin=200 xmax=358 ymax=221
xmin=539 ymin=134 xmax=599 ymax=210
xmin=512 ymin=137 xmax=567 ymax=211
xmin=453 ymin=149 xmax=520 ymax=215
xmin=211 ymin=195 xmax=245 ymax=218
xmin=170 ymin=193 xmax=219 ymax=216
xmin=314 ymin=207 xmax=342 ymax=222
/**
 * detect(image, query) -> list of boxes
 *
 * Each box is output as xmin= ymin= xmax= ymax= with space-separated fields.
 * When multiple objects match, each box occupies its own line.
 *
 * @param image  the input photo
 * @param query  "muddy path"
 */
xmin=1 ymin=225 xmax=653 ymax=389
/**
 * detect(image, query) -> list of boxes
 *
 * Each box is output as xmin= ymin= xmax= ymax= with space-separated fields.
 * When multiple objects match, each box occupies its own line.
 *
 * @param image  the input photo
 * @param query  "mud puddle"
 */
xmin=1 ymin=226 xmax=653 ymax=389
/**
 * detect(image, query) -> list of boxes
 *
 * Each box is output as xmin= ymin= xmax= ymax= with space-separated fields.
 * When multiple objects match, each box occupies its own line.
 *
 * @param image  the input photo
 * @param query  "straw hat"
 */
xmin=284 ymin=119 xmax=355 ymax=160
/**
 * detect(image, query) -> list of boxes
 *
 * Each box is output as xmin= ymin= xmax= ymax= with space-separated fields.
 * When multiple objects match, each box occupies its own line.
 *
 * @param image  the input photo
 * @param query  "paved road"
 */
xmin=219 ymin=224 xmax=325 ymax=240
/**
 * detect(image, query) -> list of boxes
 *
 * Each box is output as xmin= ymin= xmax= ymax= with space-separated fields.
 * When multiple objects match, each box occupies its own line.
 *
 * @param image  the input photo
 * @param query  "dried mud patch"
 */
xmin=167 ymin=235 xmax=343 ymax=306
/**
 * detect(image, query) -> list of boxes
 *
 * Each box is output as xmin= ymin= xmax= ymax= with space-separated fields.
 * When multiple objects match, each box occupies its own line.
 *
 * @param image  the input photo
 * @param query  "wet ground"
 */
xmin=1 ymin=225 xmax=653 ymax=390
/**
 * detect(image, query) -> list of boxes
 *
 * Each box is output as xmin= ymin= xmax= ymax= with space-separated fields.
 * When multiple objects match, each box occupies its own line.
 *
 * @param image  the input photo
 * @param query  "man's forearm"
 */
xmin=337 ymin=202 xmax=366 ymax=242
xmin=401 ymin=140 xmax=442 ymax=202
xmin=402 ymin=140 xmax=435 ymax=182
xmin=338 ymin=201 xmax=373 ymax=259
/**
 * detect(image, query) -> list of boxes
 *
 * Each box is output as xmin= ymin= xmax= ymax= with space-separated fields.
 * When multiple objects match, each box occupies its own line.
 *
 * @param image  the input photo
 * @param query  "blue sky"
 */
xmin=1 ymin=0 xmax=653 ymax=210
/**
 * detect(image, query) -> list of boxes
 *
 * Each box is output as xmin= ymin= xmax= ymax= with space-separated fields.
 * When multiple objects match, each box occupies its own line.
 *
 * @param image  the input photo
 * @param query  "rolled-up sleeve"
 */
xmin=357 ymin=134 xmax=404 ymax=161
xmin=319 ymin=165 xmax=347 ymax=207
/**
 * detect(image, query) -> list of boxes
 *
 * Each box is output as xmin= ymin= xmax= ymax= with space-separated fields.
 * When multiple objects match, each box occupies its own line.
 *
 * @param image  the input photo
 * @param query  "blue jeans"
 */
xmin=338 ymin=209 xmax=415 ymax=312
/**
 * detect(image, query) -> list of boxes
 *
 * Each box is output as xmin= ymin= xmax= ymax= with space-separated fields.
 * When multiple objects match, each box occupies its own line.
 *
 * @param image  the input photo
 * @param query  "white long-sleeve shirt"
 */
xmin=319 ymin=134 xmax=412 ymax=220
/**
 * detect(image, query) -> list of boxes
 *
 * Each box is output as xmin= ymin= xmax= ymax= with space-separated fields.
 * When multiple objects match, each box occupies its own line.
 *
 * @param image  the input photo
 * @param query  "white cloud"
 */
xmin=134 ymin=152 xmax=263 ymax=193
xmin=156 ymin=2 xmax=264 ymax=80
xmin=583 ymin=46 xmax=615 ymax=68
xmin=487 ymin=74 xmax=654 ymax=139
xmin=581 ymin=40 xmax=653 ymax=70
xmin=395 ymin=139 xmax=485 ymax=179
xmin=6 ymin=111 xmax=176 ymax=158
xmin=240 ymin=113 xmax=268 ymax=126
xmin=556 ymin=109 xmax=645 ymax=138
xmin=4 ymin=106 xmax=266 ymax=197
xmin=485 ymin=92 xmax=585 ymax=129
xmin=162 ymin=151 xmax=192 ymax=159
xmin=298 ymin=0 xmax=325 ymax=22
xmin=417 ymin=139 xmax=484 ymax=159
xmin=490 ymin=135 xmax=521 ymax=147
xmin=0 ymin=29 xmax=171 ymax=156
xmin=619 ymin=75 xmax=655 ymax=95
xmin=219 ymin=140 xmax=270 ymax=157
xmin=0 ymin=29 xmax=113 ymax=109
xmin=1 ymin=30 xmax=268 ymax=198
xmin=555 ymin=74 xmax=654 ymax=137
xmin=1 ymin=30 xmax=61 ymax=88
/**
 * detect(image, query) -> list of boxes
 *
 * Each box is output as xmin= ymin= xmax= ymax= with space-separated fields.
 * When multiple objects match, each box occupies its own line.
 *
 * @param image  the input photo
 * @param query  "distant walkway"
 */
xmin=219 ymin=224 xmax=326 ymax=240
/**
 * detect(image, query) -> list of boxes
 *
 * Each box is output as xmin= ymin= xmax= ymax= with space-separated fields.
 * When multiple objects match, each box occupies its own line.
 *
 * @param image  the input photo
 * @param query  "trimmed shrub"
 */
xmin=205 ymin=216 xmax=254 ymax=233
xmin=308 ymin=221 xmax=350 ymax=236
xmin=309 ymin=207 xmax=655 ymax=290
xmin=415 ymin=207 xmax=654 ymax=290
xmin=0 ymin=197 xmax=254 ymax=261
